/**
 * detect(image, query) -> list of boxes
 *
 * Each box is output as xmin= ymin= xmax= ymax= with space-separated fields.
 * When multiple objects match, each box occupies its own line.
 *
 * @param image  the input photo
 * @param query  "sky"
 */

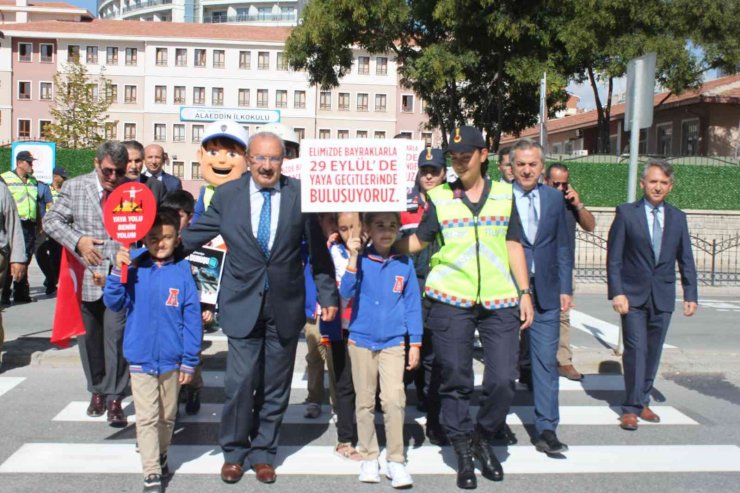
xmin=68 ymin=0 xmax=96 ymax=13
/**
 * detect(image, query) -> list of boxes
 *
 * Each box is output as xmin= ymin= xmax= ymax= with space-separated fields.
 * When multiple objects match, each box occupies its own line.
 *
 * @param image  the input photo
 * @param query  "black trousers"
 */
xmin=35 ymin=234 xmax=62 ymax=291
xmin=329 ymin=336 xmax=356 ymax=444
xmin=220 ymin=292 xmax=299 ymax=467
xmin=78 ymin=299 xmax=129 ymax=401
xmin=427 ymin=300 xmax=520 ymax=440
xmin=2 ymin=220 xmax=35 ymax=300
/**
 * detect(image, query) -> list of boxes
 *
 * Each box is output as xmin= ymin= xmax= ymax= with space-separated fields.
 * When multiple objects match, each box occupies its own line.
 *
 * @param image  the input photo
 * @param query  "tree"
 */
xmin=46 ymin=59 xmax=114 ymax=149
xmin=285 ymin=0 xmax=567 ymax=148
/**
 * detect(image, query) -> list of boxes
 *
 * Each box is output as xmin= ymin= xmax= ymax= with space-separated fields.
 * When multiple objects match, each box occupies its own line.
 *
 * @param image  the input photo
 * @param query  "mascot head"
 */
xmin=197 ymin=120 xmax=249 ymax=187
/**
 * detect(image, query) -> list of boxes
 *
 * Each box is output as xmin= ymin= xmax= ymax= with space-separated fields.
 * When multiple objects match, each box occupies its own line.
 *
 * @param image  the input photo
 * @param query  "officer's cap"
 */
xmin=447 ymin=126 xmax=485 ymax=154
xmin=417 ymin=147 xmax=446 ymax=169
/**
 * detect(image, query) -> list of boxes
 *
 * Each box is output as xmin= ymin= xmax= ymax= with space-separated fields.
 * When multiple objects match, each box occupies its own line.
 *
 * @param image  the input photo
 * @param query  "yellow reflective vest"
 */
xmin=1 ymin=171 xmax=38 ymax=221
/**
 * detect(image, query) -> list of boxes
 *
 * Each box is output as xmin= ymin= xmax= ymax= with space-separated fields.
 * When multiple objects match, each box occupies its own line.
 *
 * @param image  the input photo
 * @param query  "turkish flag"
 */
xmin=50 ymin=248 xmax=87 ymax=348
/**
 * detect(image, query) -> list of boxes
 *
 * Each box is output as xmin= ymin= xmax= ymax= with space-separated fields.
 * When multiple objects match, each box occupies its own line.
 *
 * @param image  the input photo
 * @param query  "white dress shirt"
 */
xmin=249 ymin=178 xmax=281 ymax=251
xmin=644 ymin=200 xmax=665 ymax=242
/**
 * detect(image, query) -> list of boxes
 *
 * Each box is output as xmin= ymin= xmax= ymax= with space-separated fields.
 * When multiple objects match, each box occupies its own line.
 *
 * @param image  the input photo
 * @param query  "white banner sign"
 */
xmin=300 ymin=139 xmax=408 ymax=212
xmin=401 ymin=140 xmax=426 ymax=193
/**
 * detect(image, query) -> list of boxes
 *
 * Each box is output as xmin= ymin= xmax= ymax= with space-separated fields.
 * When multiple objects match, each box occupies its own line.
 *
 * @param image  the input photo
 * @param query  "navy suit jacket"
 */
xmin=180 ymin=174 xmax=338 ymax=339
xmin=159 ymin=171 xmax=182 ymax=194
xmin=607 ymin=199 xmax=698 ymax=313
xmin=518 ymin=184 xmax=573 ymax=311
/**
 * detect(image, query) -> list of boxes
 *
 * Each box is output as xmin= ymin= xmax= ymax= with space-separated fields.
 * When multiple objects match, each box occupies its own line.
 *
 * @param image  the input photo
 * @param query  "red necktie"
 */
xmin=100 ymin=190 xmax=110 ymax=208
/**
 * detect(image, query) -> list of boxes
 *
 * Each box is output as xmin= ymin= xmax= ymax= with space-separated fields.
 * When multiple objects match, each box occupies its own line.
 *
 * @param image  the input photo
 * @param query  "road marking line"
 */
xmin=2 ymin=444 xmax=738 ymax=475
xmin=570 ymin=310 xmax=677 ymax=349
xmin=0 ymin=377 xmax=25 ymax=398
xmin=52 ymin=403 xmax=696 ymax=426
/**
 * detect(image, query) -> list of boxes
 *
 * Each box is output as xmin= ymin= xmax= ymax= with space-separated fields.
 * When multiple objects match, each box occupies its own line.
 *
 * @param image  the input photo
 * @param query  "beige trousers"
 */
xmin=304 ymin=319 xmax=337 ymax=409
xmin=349 ymin=344 xmax=406 ymax=464
xmin=0 ymin=253 xmax=7 ymax=354
xmin=130 ymin=370 xmax=180 ymax=476
xmin=557 ymin=309 xmax=573 ymax=365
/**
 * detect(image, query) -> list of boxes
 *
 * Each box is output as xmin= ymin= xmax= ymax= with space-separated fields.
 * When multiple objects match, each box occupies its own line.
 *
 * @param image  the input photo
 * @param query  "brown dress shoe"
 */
xmin=639 ymin=407 xmax=661 ymax=423
xmin=106 ymin=399 xmax=127 ymax=427
xmin=253 ymin=463 xmax=276 ymax=484
xmin=620 ymin=413 xmax=639 ymax=431
xmin=220 ymin=463 xmax=244 ymax=484
xmin=86 ymin=393 xmax=105 ymax=417
xmin=558 ymin=364 xmax=584 ymax=381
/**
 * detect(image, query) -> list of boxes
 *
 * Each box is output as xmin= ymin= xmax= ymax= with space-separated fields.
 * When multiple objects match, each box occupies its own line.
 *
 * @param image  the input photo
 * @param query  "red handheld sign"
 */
xmin=103 ymin=181 xmax=157 ymax=283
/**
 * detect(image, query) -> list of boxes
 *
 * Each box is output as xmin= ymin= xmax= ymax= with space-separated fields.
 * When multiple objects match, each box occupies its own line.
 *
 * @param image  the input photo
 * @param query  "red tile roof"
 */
xmin=0 ymin=19 xmax=292 ymax=42
xmin=502 ymin=74 xmax=740 ymax=142
xmin=0 ymin=0 xmax=84 ymax=9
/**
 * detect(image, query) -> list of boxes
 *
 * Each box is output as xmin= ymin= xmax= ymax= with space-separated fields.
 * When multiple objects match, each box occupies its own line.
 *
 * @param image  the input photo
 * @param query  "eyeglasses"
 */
xmin=99 ymin=167 xmax=125 ymax=178
xmin=250 ymin=155 xmax=283 ymax=165
xmin=552 ymin=181 xmax=569 ymax=189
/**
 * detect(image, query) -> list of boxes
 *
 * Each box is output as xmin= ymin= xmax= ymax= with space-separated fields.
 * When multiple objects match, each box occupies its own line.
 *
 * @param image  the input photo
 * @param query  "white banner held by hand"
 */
xmin=301 ymin=139 xmax=410 ymax=212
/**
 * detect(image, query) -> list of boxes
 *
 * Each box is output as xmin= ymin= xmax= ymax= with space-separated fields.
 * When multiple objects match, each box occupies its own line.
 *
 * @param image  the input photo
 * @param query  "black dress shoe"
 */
xmin=450 ymin=436 xmax=477 ymax=489
xmin=519 ymin=369 xmax=533 ymax=391
xmin=185 ymin=388 xmax=201 ymax=415
xmin=493 ymin=423 xmax=518 ymax=445
xmin=472 ymin=431 xmax=504 ymax=482
xmin=1 ymin=297 xmax=11 ymax=306
xmin=13 ymin=295 xmax=35 ymax=304
xmin=86 ymin=393 xmax=105 ymax=417
xmin=534 ymin=430 xmax=569 ymax=455
xmin=426 ymin=424 xmax=449 ymax=446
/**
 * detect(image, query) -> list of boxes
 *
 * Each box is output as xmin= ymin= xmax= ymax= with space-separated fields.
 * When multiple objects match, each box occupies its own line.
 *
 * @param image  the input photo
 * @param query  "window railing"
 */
xmin=121 ymin=0 xmax=172 ymax=14
xmin=203 ymin=12 xmax=297 ymax=23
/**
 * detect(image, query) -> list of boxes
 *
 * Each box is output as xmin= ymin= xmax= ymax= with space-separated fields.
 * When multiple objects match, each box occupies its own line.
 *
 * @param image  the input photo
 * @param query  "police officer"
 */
xmin=35 ymin=167 xmax=68 ymax=295
xmin=395 ymin=126 xmax=534 ymax=489
xmin=1 ymin=151 xmax=39 ymax=304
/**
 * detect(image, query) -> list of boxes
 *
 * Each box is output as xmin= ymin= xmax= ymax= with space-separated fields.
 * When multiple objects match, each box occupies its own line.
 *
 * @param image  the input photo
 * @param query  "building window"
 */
xmin=18 ymin=119 xmax=31 ymax=138
xmin=374 ymin=131 xmax=386 ymax=139
xmin=422 ymin=132 xmax=432 ymax=146
xmin=40 ymin=44 xmax=54 ymax=63
xmin=191 ymin=162 xmax=201 ymax=179
xmin=275 ymin=90 xmax=287 ymax=108
xmin=401 ymin=94 xmax=414 ymax=113
xmin=239 ymin=50 xmax=251 ymax=69
xmin=19 ymin=43 xmax=33 ymax=62
xmin=681 ymin=119 xmax=699 ymax=156
xmin=257 ymin=89 xmax=268 ymax=108
xmin=258 ymin=51 xmax=269 ymax=70
xmin=153 ymin=85 xmax=166 ymax=104
xmin=106 ymin=83 xmax=118 ymax=103
xmin=276 ymin=52 xmax=288 ymax=71
xmin=154 ymin=123 xmax=166 ymax=141
xmin=398 ymin=131 xmax=413 ymax=139
xmin=194 ymin=49 xmax=206 ymax=67
xmin=175 ymin=48 xmax=187 ymax=67
xmin=18 ymin=81 xmax=31 ymax=100
xmin=105 ymin=122 xmax=118 ymax=140
xmin=124 ymin=85 xmax=137 ymax=103
xmin=40 ymin=82 xmax=52 ymax=100
xmin=238 ymin=88 xmax=250 ymax=107
xmin=319 ymin=91 xmax=331 ymax=110
xmin=125 ymin=47 xmax=137 ymax=66
xmin=337 ymin=130 xmax=349 ymax=139
xmin=376 ymin=57 xmax=388 ymax=75
xmin=213 ymin=50 xmax=225 ymax=68
xmin=295 ymin=128 xmax=305 ymax=141
xmin=212 ymin=87 xmax=224 ymax=106
xmin=173 ymin=124 xmax=185 ymax=143
xmin=192 ymin=124 xmax=204 ymax=143
xmin=86 ymin=46 xmax=98 ymax=64
xmin=106 ymin=46 xmax=118 ymax=65
xmin=357 ymin=56 xmax=369 ymax=75
xmin=88 ymin=84 xmax=99 ymax=101
xmin=357 ymin=93 xmax=369 ymax=112
xmin=356 ymin=130 xmax=368 ymax=138
xmin=656 ymin=124 xmax=672 ymax=156
xmin=319 ymin=129 xmax=331 ymax=139
xmin=294 ymin=90 xmax=306 ymax=109
xmin=68 ymin=45 xmax=80 ymax=62
xmin=338 ymin=92 xmax=350 ymax=111
xmin=193 ymin=87 xmax=205 ymax=105
xmin=375 ymin=94 xmax=387 ymax=112
xmin=609 ymin=135 xmax=619 ymax=155
xmin=155 ymin=47 xmax=168 ymax=66
xmin=171 ymin=161 xmax=184 ymax=179
xmin=638 ymin=128 xmax=648 ymax=154
xmin=174 ymin=86 xmax=185 ymax=104
xmin=124 ymin=123 xmax=136 ymax=140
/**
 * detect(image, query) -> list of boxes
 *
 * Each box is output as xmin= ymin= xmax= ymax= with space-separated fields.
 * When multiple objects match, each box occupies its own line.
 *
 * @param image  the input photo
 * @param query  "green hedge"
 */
xmin=488 ymin=161 xmax=740 ymax=211
xmin=0 ymin=147 xmax=96 ymax=177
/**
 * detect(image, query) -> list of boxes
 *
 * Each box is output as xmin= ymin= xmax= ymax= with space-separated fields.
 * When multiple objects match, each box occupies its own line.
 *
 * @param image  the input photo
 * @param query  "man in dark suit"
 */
xmin=607 ymin=159 xmax=698 ymax=431
xmin=43 ymin=141 xmax=131 ymax=427
xmin=181 ymin=130 xmax=338 ymax=485
xmin=123 ymin=140 xmax=166 ymax=204
xmin=511 ymin=138 xmax=573 ymax=455
xmin=143 ymin=144 xmax=182 ymax=194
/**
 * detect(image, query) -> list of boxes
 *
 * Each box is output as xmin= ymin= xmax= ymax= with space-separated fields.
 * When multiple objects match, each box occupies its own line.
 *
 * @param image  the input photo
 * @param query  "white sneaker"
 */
xmin=359 ymin=460 xmax=380 ymax=483
xmin=386 ymin=461 xmax=413 ymax=488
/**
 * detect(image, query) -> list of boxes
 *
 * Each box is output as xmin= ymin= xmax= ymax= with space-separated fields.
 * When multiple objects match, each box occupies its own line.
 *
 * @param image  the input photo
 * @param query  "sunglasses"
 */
xmin=99 ymin=166 xmax=126 ymax=178
xmin=552 ymin=181 xmax=569 ymax=189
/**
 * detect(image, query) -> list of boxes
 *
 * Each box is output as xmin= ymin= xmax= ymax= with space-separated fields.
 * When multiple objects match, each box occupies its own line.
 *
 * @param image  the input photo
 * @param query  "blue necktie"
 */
xmin=651 ymin=207 xmax=662 ymax=261
xmin=526 ymin=192 xmax=539 ymax=244
xmin=257 ymin=188 xmax=271 ymax=258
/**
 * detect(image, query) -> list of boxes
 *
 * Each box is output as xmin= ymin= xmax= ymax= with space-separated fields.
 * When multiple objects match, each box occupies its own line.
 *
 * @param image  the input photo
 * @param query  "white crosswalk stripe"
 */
xmin=0 ymin=377 xmax=25 ymax=398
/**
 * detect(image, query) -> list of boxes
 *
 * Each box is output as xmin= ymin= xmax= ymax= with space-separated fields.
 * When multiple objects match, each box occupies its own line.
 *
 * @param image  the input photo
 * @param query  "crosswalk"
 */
xmin=1 ymin=370 xmax=740 ymax=482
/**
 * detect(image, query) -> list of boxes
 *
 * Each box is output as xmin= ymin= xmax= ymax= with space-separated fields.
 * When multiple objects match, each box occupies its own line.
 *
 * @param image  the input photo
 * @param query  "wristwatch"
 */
xmin=576 ymin=204 xmax=585 ymax=211
xmin=519 ymin=288 xmax=533 ymax=296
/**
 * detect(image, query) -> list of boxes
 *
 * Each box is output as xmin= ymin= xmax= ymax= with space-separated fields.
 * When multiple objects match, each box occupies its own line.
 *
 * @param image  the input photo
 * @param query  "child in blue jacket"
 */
xmin=103 ymin=208 xmax=202 ymax=493
xmin=340 ymin=211 xmax=422 ymax=488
